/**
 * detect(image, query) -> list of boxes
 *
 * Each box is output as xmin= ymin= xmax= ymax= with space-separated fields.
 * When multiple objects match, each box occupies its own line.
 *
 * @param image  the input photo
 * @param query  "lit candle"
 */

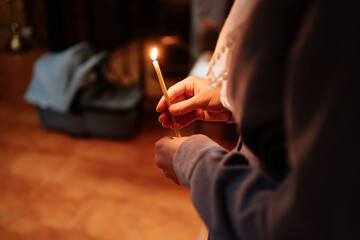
xmin=151 ymin=48 xmax=181 ymax=138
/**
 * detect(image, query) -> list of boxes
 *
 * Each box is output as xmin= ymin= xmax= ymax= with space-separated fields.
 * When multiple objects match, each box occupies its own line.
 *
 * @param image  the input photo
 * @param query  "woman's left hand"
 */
xmin=155 ymin=136 xmax=188 ymax=184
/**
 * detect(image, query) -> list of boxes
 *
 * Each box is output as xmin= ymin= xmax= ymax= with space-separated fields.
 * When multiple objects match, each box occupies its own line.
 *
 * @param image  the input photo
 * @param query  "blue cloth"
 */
xmin=24 ymin=42 xmax=107 ymax=113
xmin=173 ymin=1 xmax=360 ymax=239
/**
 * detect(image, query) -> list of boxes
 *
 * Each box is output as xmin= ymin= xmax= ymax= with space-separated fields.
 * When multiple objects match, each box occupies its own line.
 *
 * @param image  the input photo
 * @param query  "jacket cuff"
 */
xmin=173 ymin=134 xmax=221 ymax=188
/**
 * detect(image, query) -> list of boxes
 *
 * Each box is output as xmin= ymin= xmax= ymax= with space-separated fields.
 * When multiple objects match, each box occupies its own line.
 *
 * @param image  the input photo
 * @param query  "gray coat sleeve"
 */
xmin=173 ymin=1 xmax=360 ymax=240
xmin=173 ymin=134 xmax=278 ymax=239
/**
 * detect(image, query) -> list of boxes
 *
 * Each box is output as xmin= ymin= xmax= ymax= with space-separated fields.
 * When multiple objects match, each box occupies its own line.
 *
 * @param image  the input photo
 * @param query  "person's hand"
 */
xmin=155 ymin=136 xmax=188 ymax=184
xmin=156 ymin=75 xmax=231 ymax=129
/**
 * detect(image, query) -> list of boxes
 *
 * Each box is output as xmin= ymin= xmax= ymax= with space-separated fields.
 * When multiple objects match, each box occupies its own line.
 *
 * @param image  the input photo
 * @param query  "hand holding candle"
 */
xmin=151 ymin=48 xmax=181 ymax=138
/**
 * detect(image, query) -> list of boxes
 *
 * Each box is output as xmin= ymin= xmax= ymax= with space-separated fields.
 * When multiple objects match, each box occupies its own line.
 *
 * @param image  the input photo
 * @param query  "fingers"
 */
xmin=159 ymin=108 xmax=231 ymax=128
xmin=162 ymin=117 xmax=173 ymax=128
xmin=156 ymin=75 xmax=230 ymax=127
xmin=157 ymin=93 xmax=187 ymax=123
xmin=169 ymin=90 xmax=209 ymax=116
xmin=154 ymin=136 xmax=188 ymax=185
xmin=156 ymin=75 xmax=208 ymax=113
xmin=176 ymin=112 xmax=197 ymax=128
xmin=156 ymin=80 xmax=189 ymax=113
xmin=158 ymin=109 xmax=170 ymax=125
xmin=166 ymin=75 xmax=208 ymax=103
xmin=174 ymin=109 xmax=231 ymax=126
xmin=158 ymin=109 xmax=197 ymax=129
xmin=158 ymin=110 xmax=179 ymax=128
xmin=165 ymin=171 xmax=180 ymax=185
xmin=156 ymin=96 xmax=167 ymax=113
xmin=154 ymin=136 xmax=172 ymax=165
xmin=199 ymin=110 xmax=232 ymax=122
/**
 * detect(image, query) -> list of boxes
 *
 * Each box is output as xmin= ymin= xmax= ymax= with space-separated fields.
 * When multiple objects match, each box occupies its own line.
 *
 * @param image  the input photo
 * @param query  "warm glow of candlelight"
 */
xmin=151 ymin=48 xmax=157 ymax=61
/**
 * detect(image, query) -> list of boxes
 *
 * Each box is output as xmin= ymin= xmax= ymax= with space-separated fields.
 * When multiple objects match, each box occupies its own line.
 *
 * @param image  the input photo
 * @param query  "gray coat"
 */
xmin=173 ymin=1 xmax=360 ymax=239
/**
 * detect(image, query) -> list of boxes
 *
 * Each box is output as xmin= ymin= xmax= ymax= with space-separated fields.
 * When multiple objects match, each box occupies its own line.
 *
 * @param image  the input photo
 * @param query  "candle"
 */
xmin=151 ymin=48 xmax=181 ymax=138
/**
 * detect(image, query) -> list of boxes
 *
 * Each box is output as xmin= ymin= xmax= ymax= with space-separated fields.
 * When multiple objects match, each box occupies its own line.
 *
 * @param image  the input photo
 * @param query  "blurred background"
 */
xmin=0 ymin=0 xmax=237 ymax=239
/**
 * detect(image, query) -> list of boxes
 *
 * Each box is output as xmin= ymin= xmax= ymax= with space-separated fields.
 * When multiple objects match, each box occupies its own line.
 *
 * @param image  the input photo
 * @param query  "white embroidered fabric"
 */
xmin=206 ymin=0 xmax=257 ymax=111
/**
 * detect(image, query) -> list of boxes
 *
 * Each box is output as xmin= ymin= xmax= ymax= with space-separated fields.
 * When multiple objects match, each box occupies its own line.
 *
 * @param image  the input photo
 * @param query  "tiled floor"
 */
xmin=0 ymin=40 xmax=237 ymax=240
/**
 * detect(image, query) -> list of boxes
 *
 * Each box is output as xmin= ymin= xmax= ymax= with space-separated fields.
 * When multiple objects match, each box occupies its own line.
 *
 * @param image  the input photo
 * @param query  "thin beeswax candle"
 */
xmin=151 ymin=48 xmax=181 ymax=138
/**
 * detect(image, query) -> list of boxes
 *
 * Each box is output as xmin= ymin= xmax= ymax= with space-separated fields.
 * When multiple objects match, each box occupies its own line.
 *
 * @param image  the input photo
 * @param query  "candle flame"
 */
xmin=151 ymin=48 xmax=157 ymax=61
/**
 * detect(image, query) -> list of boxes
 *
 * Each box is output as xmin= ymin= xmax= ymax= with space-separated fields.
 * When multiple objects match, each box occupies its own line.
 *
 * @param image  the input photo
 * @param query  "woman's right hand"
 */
xmin=156 ymin=75 xmax=231 ymax=129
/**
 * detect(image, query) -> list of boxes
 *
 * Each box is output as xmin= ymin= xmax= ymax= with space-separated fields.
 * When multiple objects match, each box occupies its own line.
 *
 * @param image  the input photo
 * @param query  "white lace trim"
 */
xmin=206 ymin=0 xmax=257 ymax=111
xmin=207 ymin=27 xmax=241 ymax=91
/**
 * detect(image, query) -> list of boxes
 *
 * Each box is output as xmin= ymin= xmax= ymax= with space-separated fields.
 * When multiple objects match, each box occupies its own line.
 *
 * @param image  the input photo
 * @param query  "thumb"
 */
xmin=169 ymin=91 xmax=209 ymax=116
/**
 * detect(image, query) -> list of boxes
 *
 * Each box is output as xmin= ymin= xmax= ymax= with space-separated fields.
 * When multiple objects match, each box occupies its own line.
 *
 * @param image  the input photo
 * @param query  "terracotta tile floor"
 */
xmin=0 ymin=40 xmax=237 ymax=239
